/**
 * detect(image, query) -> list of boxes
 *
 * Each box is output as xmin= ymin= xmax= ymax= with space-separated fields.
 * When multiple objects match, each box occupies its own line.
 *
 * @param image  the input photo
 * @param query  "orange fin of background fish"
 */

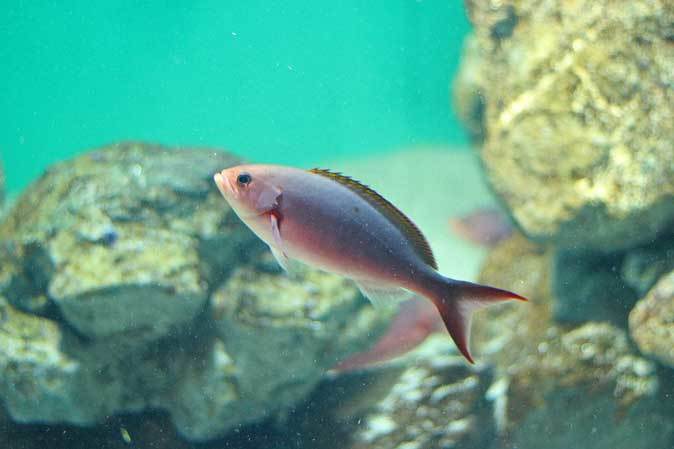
xmin=310 ymin=168 xmax=437 ymax=269
xmin=427 ymin=279 xmax=527 ymax=364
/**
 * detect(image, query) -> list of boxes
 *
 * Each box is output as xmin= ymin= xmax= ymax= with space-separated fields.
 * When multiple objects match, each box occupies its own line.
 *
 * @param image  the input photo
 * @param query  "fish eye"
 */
xmin=237 ymin=172 xmax=252 ymax=186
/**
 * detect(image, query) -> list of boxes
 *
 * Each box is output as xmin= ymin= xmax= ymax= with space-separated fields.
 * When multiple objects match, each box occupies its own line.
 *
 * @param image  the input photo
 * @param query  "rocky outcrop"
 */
xmin=621 ymin=235 xmax=674 ymax=297
xmin=456 ymin=0 xmax=674 ymax=251
xmin=452 ymin=35 xmax=487 ymax=144
xmin=187 ymin=262 xmax=393 ymax=440
xmin=473 ymin=234 xmax=673 ymax=449
xmin=0 ymin=142 xmax=391 ymax=441
xmin=0 ymin=142 xmax=250 ymax=319
xmin=551 ymin=248 xmax=637 ymax=325
xmin=278 ymin=335 xmax=496 ymax=449
xmin=347 ymin=337 xmax=494 ymax=449
xmin=549 ymin=231 xmax=673 ymax=326
xmin=630 ymin=270 xmax=674 ymax=368
xmin=451 ymin=1 xmax=674 ymax=446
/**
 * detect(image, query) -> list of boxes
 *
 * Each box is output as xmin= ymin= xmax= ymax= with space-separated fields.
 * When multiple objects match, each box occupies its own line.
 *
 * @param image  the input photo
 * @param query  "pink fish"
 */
xmin=333 ymin=297 xmax=444 ymax=372
xmin=449 ymin=207 xmax=513 ymax=248
xmin=213 ymin=165 xmax=526 ymax=363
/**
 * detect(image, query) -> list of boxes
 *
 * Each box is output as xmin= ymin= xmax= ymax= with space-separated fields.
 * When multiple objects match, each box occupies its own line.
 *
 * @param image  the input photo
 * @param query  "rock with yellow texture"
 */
xmin=457 ymin=0 xmax=674 ymax=251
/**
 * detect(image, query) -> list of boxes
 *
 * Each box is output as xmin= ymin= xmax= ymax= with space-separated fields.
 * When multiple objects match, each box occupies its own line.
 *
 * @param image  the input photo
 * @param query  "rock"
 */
xmin=501 ymin=323 xmax=672 ymax=449
xmin=621 ymin=234 xmax=674 ymax=297
xmin=0 ymin=296 xmax=86 ymax=423
xmin=204 ymin=263 xmax=393 ymax=441
xmin=452 ymin=35 xmax=487 ymax=145
xmin=552 ymin=248 xmax=637 ymax=325
xmin=551 ymin=232 xmax=673 ymax=325
xmin=0 ymin=141 xmax=254 ymax=335
xmin=0 ymin=142 xmax=392 ymax=441
xmin=248 ymin=336 xmax=496 ymax=449
xmin=629 ymin=270 xmax=674 ymax=367
xmin=473 ymin=234 xmax=673 ymax=449
xmin=345 ymin=337 xmax=495 ymax=449
xmin=473 ymin=233 xmax=553 ymax=365
xmin=459 ymin=0 xmax=674 ymax=251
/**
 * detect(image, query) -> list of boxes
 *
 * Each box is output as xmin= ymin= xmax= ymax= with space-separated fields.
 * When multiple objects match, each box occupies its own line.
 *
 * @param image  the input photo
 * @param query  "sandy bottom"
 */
xmin=312 ymin=146 xmax=497 ymax=282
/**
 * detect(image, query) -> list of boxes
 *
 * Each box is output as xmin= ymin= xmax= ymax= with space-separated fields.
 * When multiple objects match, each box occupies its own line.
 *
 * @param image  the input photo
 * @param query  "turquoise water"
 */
xmin=1 ymin=1 xmax=469 ymax=194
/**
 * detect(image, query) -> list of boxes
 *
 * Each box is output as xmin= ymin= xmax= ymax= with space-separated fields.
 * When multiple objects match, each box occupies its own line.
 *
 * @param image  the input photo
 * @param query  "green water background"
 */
xmin=1 ymin=1 xmax=470 ymax=194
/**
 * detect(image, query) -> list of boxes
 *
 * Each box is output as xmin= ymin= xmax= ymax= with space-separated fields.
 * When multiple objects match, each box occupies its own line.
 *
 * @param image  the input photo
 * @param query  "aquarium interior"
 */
xmin=1 ymin=1 xmax=673 ymax=449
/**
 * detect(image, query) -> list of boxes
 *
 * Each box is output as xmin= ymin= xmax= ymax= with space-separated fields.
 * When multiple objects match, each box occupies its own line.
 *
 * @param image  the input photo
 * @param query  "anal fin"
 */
xmin=355 ymin=280 xmax=415 ymax=309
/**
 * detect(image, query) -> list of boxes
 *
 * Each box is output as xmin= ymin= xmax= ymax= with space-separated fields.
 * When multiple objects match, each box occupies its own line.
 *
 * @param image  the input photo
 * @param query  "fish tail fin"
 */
xmin=424 ymin=276 xmax=527 ymax=364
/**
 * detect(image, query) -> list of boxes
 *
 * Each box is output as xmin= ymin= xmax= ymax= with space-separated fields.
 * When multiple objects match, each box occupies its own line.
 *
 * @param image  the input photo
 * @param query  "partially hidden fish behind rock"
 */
xmin=214 ymin=164 xmax=526 ymax=363
xmin=332 ymin=297 xmax=444 ymax=372
xmin=449 ymin=207 xmax=513 ymax=248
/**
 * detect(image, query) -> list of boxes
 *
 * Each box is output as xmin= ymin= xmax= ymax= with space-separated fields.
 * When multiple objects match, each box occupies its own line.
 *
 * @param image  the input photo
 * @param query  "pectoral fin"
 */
xmin=270 ymin=212 xmax=286 ymax=252
xmin=270 ymin=245 xmax=291 ymax=272
xmin=269 ymin=212 xmax=290 ymax=271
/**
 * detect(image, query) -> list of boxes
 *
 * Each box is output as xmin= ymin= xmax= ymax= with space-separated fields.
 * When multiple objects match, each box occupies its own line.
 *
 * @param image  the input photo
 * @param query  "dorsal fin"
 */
xmin=309 ymin=168 xmax=437 ymax=269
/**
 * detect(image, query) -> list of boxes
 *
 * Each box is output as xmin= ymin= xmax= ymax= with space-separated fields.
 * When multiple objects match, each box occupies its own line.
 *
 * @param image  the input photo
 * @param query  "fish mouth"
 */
xmin=213 ymin=172 xmax=234 ymax=199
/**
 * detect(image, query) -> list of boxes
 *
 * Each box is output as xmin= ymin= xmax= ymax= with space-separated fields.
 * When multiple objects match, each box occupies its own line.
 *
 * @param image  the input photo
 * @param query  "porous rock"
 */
xmin=190 ymin=262 xmax=393 ymax=440
xmin=0 ymin=141 xmax=251 ymax=335
xmin=551 ymin=248 xmax=637 ymax=325
xmin=0 ymin=296 xmax=85 ymax=423
xmin=621 ymin=235 xmax=674 ymax=297
xmin=346 ymin=336 xmax=495 ymax=449
xmin=452 ymin=35 xmax=487 ymax=145
xmin=458 ymin=0 xmax=674 ymax=251
xmin=551 ymin=232 xmax=673 ymax=326
xmin=629 ymin=270 xmax=674 ymax=368
xmin=227 ymin=328 xmax=496 ymax=449
xmin=473 ymin=234 xmax=672 ymax=449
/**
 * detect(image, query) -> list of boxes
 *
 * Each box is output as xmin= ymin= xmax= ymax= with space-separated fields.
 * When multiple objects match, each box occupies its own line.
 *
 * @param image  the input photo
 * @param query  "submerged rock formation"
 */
xmin=266 ymin=335 xmax=496 ymax=449
xmin=630 ymin=270 xmax=674 ymax=368
xmin=452 ymin=36 xmax=487 ymax=145
xmin=0 ymin=142 xmax=391 ymax=440
xmin=454 ymin=4 xmax=674 ymax=444
xmin=472 ymin=234 xmax=673 ymax=449
xmin=347 ymin=338 xmax=494 ymax=449
xmin=621 ymin=235 xmax=674 ymax=298
xmin=550 ymin=233 xmax=674 ymax=326
xmin=551 ymin=248 xmax=638 ymax=325
xmin=456 ymin=0 xmax=674 ymax=251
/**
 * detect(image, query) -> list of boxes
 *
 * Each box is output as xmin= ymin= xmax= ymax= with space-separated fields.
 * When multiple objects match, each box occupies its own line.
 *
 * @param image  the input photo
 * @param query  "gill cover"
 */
xmin=250 ymin=177 xmax=282 ymax=214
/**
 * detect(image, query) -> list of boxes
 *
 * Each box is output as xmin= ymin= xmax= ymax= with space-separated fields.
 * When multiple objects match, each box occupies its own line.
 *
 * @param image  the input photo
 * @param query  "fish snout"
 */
xmin=214 ymin=170 xmax=236 ymax=199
